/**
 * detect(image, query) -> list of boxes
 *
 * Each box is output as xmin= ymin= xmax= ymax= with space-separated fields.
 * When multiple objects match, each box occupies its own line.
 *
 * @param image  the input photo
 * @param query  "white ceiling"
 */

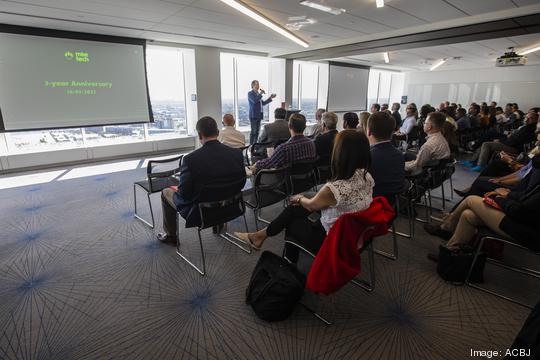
xmin=1 ymin=0 xmax=540 ymax=55
xmin=332 ymin=33 xmax=540 ymax=71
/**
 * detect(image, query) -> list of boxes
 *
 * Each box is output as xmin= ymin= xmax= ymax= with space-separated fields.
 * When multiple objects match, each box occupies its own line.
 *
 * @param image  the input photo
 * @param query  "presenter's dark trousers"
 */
xmin=249 ymin=117 xmax=262 ymax=145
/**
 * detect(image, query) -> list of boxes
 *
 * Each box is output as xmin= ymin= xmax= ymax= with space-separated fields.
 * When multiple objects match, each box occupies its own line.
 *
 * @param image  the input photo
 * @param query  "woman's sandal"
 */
xmin=234 ymin=232 xmax=261 ymax=250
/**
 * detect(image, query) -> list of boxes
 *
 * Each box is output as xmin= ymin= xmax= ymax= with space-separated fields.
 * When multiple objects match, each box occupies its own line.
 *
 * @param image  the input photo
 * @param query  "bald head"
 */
xmin=223 ymin=114 xmax=235 ymax=127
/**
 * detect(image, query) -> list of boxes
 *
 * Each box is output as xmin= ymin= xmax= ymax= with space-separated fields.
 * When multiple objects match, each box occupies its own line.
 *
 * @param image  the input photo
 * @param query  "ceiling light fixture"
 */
xmin=219 ymin=0 xmax=309 ymax=47
xmin=519 ymin=45 xmax=540 ymax=55
xmin=430 ymin=58 xmax=447 ymax=71
xmin=383 ymin=52 xmax=390 ymax=63
xmin=376 ymin=0 xmax=385 ymax=8
xmin=299 ymin=1 xmax=346 ymax=15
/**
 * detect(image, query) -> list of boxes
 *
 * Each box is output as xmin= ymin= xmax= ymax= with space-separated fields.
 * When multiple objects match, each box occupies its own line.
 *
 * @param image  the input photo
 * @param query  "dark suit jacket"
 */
xmin=314 ymin=130 xmax=338 ymax=161
xmin=258 ymin=119 xmax=290 ymax=144
xmin=248 ymin=90 xmax=272 ymax=120
xmin=369 ymin=141 xmax=405 ymax=197
xmin=174 ymin=140 xmax=246 ymax=228
xmin=503 ymin=123 xmax=536 ymax=151
xmin=392 ymin=111 xmax=402 ymax=128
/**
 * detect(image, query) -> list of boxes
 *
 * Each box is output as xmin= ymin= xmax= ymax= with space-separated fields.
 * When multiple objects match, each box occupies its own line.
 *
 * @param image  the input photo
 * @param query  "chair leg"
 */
xmin=253 ymin=209 xmax=259 ymax=231
xmin=375 ymin=222 xmax=398 ymax=260
xmin=218 ymin=215 xmax=252 ymax=254
xmin=175 ymin=215 xmax=206 ymax=276
xmin=441 ymin=183 xmax=446 ymax=210
xmin=351 ymin=240 xmax=376 ymax=292
xmin=133 ymin=184 xmax=155 ymax=228
xmin=465 ymin=237 xmax=538 ymax=309
xmin=450 ymin=176 xmax=454 ymax=200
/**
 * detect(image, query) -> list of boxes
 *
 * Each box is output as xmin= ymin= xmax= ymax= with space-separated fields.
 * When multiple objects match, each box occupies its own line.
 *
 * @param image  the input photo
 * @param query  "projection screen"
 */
xmin=0 ymin=25 xmax=153 ymax=132
xmin=327 ymin=62 xmax=369 ymax=112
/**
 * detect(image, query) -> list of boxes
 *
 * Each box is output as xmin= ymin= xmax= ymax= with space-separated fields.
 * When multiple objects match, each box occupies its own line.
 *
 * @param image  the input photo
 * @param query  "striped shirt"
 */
xmin=256 ymin=135 xmax=316 ymax=170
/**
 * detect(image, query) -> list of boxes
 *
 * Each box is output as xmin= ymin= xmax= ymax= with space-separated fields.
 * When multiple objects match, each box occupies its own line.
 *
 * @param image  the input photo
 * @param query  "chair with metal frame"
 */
xmin=243 ymin=165 xmax=290 ymax=230
xmin=175 ymin=177 xmax=251 ymax=276
xmin=315 ymin=155 xmax=331 ymax=186
xmin=466 ymin=228 xmax=540 ymax=309
xmin=376 ymin=179 xmax=413 ymax=260
xmin=250 ymin=141 xmax=273 ymax=164
xmin=134 ymin=155 xmax=183 ymax=228
xmin=284 ymin=228 xmax=378 ymax=325
xmin=238 ymin=145 xmax=251 ymax=166
xmin=288 ymin=157 xmax=319 ymax=195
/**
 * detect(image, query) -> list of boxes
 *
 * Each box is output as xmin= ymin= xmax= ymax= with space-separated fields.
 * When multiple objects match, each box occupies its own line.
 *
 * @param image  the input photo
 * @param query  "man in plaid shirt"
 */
xmin=254 ymin=113 xmax=316 ymax=171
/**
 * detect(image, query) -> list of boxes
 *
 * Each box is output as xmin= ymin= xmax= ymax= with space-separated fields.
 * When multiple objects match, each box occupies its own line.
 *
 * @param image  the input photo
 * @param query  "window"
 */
xmin=2 ymin=45 xmax=194 ymax=154
xmin=4 ymin=128 xmax=84 ymax=154
xmin=146 ymin=46 xmax=188 ymax=138
xmin=292 ymin=61 xmax=322 ymax=123
xmin=368 ymin=69 xmax=399 ymax=109
xmin=220 ymin=53 xmax=271 ymax=129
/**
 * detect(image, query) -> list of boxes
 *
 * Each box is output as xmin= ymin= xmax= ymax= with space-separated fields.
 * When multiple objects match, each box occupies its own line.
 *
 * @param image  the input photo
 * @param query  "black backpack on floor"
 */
xmin=246 ymin=251 xmax=305 ymax=322
xmin=437 ymin=244 xmax=486 ymax=284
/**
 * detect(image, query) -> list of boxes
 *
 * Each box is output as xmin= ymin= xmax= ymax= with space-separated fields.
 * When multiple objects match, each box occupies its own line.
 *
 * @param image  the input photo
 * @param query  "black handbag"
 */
xmin=437 ymin=245 xmax=486 ymax=284
xmin=246 ymin=251 xmax=305 ymax=322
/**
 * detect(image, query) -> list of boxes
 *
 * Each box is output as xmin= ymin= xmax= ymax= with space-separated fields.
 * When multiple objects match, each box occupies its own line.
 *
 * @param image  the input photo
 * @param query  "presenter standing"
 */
xmin=248 ymin=80 xmax=276 ymax=145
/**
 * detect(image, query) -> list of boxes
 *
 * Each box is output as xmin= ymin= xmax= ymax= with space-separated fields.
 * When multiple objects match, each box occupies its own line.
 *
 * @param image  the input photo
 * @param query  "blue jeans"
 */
xmin=249 ymin=118 xmax=262 ymax=145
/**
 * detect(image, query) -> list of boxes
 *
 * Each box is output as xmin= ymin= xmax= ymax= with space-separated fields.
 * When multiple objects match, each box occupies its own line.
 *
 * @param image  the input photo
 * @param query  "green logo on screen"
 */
xmin=64 ymin=51 xmax=89 ymax=63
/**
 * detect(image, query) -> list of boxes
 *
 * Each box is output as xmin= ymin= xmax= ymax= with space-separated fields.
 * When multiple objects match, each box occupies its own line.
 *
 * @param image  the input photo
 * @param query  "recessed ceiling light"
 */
xmin=219 ymin=0 xmax=309 ymax=47
xmin=376 ymin=0 xmax=385 ymax=8
xmin=383 ymin=52 xmax=390 ymax=63
xmin=430 ymin=58 xmax=447 ymax=71
xmin=299 ymin=1 xmax=346 ymax=15
xmin=519 ymin=45 xmax=540 ymax=55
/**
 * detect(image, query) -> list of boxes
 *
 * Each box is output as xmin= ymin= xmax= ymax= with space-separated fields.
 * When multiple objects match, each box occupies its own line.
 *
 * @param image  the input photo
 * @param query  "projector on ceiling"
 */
xmin=496 ymin=47 xmax=527 ymax=67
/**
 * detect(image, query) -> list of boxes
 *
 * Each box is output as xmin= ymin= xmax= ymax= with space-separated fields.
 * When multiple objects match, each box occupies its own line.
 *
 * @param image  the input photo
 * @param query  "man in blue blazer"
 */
xmin=367 ymin=111 xmax=405 ymax=197
xmin=158 ymin=116 xmax=246 ymax=243
xmin=248 ymin=80 xmax=276 ymax=145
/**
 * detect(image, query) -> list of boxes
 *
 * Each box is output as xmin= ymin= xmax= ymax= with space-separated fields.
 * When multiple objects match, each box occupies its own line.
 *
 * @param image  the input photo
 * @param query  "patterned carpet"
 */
xmin=0 ymin=157 xmax=538 ymax=360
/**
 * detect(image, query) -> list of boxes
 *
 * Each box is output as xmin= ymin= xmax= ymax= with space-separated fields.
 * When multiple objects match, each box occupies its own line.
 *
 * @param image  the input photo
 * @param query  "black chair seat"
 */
xmin=242 ymin=191 xmax=257 ymax=209
xmin=135 ymin=176 xmax=179 ymax=193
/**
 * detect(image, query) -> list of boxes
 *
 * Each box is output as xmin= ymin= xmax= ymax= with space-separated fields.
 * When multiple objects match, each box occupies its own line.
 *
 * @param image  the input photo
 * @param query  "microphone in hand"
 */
xmin=259 ymin=89 xmax=266 ymax=95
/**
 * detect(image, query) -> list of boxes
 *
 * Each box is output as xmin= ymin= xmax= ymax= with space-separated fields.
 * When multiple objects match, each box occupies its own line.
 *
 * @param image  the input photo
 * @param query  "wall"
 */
xmin=403 ymin=64 xmax=540 ymax=110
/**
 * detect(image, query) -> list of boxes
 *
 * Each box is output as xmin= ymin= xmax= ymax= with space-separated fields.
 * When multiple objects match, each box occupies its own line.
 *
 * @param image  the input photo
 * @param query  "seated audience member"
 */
xmin=258 ymin=107 xmax=291 ymax=144
xmin=456 ymin=108 xmax=471 ymax=130
xmin=343 ymin=112 xmax=360 ymax=130
xmin=305 ymin=108 xmax=326 ymax=138
xmin=404 ymin=112 xmax=451 ymax=172
xmin=441 ymin=108 xmax=457 ymax=129
xmin=454 ymin=154 xmax=540 ymax=200
xmin=371 ymin=103 xmax=381 ymax=113
xmin=398 ymin=103 xmax=418 ymax=135
xmin=235 ymin=130 xmax=374 ymax=261
xmin=418 ymin=104 xmax=435 ymax=129
xmin=478 ymin=105 xmax=490 ymax=127
xmin=438 ymin=102 xmax=446 ymax=111
xmin=252 ymin=113 xmax=316 ymax=172
xmin=490 ymin=101 xmax=497 ymax=108
xmin=367 ymin=111 xmax=405 ymax=197
xmin=158 ymin=117 xmax=246 ymax=243
xmin=218 ymin=114 xmax=245 ymax=148
xmin=468 ymin=104 xmax=481 ymax=128
xmin=495 ymin=106 xmax=506 ymax=124
xmin=391 ymin=103 xmax=402 ymax=128
xmin=469 ymin=110 xmax=538 ymax=171
xmin=442 ymin=120 xmax=459 ymax=154
xmin=512 ymin=103 xmax=524 ymax=123
xmin=380 ymin=103 xmax=389 ymax=111
xmin=314 ymin=112 xmax=339 ymax=161
xmin=425 ymin=160 xmax=540 ymax=253
xmin=359 ymin=111 xmax=370 ymax=133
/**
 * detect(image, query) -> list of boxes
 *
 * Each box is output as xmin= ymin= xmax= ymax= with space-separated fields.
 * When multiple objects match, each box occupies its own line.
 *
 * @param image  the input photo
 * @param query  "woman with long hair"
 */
xmin=235 ymin=130 xmax=374 ymax=262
